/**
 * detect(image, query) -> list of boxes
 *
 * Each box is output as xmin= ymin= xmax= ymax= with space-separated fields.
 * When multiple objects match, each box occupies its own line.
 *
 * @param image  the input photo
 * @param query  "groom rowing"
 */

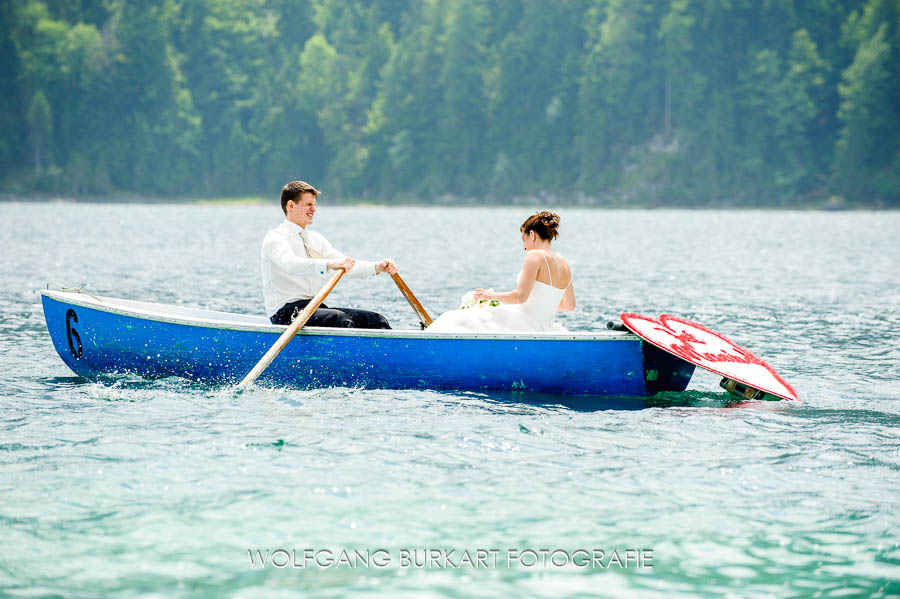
xmin=261 ymin=180 xmax=397 ymax=328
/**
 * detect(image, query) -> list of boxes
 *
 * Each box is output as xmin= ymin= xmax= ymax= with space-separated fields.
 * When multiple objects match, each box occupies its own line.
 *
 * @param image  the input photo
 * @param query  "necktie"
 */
xmin=299 ymin=228 xmax=326 ymax=259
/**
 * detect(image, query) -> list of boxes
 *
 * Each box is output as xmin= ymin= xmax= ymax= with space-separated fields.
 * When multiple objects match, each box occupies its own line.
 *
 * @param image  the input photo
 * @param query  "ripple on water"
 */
xmin=1 ymin=205 xmax=899 ymax=597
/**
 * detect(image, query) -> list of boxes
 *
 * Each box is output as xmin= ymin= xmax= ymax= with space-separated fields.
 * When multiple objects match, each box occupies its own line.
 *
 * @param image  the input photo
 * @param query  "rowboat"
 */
xmin=40 ymin=289 xmax=695 ymax=396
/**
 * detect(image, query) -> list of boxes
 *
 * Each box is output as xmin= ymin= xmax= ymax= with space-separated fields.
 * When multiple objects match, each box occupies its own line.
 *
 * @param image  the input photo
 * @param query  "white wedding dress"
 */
xmin=427 ymin=253 xmax=569 ymax=333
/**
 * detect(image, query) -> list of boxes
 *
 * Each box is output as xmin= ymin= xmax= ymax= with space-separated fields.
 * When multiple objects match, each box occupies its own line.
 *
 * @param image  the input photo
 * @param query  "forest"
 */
xmin=2 ymin=0 xmax=899 ymax=206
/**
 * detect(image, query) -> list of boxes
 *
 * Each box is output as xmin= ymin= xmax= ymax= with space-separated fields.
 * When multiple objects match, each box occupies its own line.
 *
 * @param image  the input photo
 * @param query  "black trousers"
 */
xmin=270 ymin=299 xmax=391 ymax=329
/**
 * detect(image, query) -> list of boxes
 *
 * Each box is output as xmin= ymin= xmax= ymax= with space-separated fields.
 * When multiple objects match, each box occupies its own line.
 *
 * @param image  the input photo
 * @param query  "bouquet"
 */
xmin=459 ymin=289 xmax=500 ymax=310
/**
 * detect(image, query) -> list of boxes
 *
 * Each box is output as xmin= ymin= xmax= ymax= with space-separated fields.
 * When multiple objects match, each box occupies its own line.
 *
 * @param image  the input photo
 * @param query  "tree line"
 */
xmin=2 ymin=0 xmax=898 ymax=206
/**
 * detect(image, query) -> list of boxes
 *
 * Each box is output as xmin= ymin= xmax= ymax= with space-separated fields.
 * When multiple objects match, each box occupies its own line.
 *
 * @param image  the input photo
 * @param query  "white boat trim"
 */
xmin=40 ymin=289 xmax=639 ymax=341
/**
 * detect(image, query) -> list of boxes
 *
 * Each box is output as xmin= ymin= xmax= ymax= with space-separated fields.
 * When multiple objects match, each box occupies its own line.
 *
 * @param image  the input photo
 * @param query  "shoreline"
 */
xmin=0 ymin=193 xmax=891 ymax=211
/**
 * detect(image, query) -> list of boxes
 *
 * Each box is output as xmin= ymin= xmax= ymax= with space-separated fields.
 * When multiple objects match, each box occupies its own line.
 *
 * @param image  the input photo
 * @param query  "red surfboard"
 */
xmin=620 ymin=313 xmax=798 ymax=401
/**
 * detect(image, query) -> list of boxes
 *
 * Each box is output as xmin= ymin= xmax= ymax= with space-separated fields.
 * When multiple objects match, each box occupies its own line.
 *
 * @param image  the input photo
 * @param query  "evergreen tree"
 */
xmin=833 ymin=0 xmax=900 ymax=204
xmin=26 ymin=90 xmax=53 ymax=175
xmin=434 ymin=0 xmax=493 ymax=195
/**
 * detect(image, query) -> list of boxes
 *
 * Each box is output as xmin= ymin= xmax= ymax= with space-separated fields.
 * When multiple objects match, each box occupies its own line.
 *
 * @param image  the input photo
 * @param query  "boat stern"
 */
xmin=641 ymin=341 xmax=695 ymax=394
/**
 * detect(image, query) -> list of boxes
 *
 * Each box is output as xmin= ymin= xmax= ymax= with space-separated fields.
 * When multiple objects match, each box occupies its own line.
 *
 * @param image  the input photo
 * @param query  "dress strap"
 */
xmin=541 ymin=251 xmax=552 ymax=286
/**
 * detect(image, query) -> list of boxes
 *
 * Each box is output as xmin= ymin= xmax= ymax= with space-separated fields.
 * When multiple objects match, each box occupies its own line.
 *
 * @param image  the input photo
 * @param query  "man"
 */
xmin=261 ymin=180 xmax=397 ymax=328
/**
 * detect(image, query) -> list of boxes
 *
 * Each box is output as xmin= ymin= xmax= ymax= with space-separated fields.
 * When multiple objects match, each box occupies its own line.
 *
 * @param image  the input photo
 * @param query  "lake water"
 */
xmin=1 ymin=202 xmax=899 ymax=597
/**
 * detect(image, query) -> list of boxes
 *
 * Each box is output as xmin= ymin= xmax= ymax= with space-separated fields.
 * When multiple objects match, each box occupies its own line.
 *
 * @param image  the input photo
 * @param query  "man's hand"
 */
xmin=375 ymin=258 xmax=398 ymax=275
xmin=327 ymin=257 xmax=355 ymax=271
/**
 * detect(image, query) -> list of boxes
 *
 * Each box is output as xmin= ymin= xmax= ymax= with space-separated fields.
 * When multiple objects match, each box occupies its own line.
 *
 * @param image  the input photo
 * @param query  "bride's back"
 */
xmin=532 ymin=250 xmax=571 ymax=290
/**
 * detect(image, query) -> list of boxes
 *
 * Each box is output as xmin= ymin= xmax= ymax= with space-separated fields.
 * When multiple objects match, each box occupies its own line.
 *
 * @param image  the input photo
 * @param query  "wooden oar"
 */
xmin=391 ymin=273 xmax=433 ymax=328
xmin=237 ymin=268 xmax=346 ymax=389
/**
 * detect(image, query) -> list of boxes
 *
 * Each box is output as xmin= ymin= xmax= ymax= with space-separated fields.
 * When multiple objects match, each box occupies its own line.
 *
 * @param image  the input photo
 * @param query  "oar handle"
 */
xmin=238 ymin=268 xmax=346 ymax=388
xmin=391 ymin=273 xmax=433 ymax=328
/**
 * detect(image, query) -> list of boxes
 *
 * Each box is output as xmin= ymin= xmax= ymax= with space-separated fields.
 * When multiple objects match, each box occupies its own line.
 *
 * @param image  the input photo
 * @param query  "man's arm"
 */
xmin=313 ymin=233 xmax=378 ymax=278
xmin=262 ymin=232 xmax=330 ymax=277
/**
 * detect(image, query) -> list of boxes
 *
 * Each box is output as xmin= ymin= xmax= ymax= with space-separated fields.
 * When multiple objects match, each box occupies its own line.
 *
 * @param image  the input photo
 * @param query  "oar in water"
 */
xmin=237 ymin=268 xmax=346 ymax=389
xmin=391 ymin=273 xmax=433 ymax=329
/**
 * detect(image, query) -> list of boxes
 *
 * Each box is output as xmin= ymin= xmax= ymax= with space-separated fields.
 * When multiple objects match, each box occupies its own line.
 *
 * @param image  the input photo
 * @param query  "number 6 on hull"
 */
xmin=66 ymin=308 xmax=83 ymax=359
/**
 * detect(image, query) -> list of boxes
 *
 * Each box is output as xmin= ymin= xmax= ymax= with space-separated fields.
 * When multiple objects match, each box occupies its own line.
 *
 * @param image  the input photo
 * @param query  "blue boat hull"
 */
xmin=41 ymin=291 xmax=694 ymax=396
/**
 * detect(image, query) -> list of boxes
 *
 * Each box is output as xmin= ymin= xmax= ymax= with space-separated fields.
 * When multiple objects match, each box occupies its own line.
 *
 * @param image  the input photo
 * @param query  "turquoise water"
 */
xmin=2 ymin=202 xmax=899 ymax=597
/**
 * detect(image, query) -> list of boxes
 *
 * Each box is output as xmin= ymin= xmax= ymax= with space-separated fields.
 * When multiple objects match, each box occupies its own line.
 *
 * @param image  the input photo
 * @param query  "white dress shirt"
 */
xmin=261 ymin=219 xmax=376 ymax=316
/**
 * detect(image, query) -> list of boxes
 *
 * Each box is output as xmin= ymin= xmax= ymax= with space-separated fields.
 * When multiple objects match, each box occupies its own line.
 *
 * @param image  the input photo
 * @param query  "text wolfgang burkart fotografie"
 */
xmin=248 ymin=548 xmax=653 ymax=570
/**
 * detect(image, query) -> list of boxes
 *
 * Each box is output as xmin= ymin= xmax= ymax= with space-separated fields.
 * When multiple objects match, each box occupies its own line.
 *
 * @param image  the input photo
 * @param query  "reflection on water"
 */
xmin=467 ymin=389 xmax=752 ymax=412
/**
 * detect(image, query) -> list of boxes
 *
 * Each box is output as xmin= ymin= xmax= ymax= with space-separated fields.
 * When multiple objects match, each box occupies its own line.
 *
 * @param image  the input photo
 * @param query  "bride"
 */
xmin=427 ymin=211 xmax=575 ymax=333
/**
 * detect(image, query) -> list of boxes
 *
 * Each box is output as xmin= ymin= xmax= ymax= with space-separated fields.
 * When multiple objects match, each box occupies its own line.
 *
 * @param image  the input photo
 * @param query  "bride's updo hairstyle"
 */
xmin=520 ymin=211 xmax=560 ymax=241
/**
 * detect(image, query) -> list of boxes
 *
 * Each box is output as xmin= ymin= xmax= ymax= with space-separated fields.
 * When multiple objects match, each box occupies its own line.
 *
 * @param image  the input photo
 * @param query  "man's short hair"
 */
xmin=281 ymin=181 xmax=320 ymax=214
